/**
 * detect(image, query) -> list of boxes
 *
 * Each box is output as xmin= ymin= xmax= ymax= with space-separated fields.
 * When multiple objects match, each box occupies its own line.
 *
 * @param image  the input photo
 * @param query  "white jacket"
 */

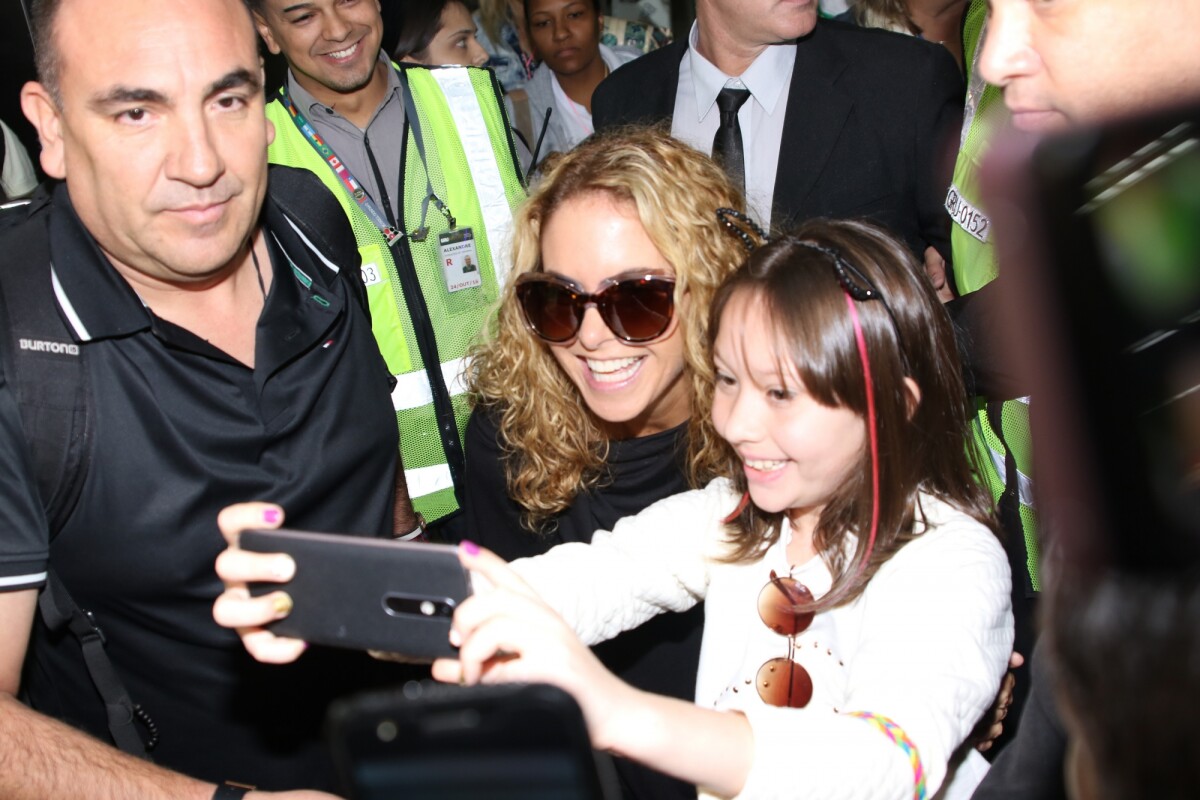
xmin=513 ymin=478 xmax=1014 ymax=799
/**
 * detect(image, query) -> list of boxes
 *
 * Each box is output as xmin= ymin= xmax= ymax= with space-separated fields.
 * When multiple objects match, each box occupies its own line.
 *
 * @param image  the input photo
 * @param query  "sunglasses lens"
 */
xmin=604 ymin=279 xmax=675 ymax=343
xmin=517 ymin=280 xmax=581 ymax=343
xmin=756 ymin=657 xmax=813 ymax=708
xmin=757 ymin=576 xmax=815 ymax=636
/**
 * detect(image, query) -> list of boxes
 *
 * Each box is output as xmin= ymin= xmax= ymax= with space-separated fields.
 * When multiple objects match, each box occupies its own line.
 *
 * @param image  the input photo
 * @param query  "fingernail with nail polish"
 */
xmin=263 ymin=508 xmax=281 ymax=524
xmin=272 ymin=593 xmax=294 ymax=617
xmin=461 ymin=540 xmax=479 ymax=556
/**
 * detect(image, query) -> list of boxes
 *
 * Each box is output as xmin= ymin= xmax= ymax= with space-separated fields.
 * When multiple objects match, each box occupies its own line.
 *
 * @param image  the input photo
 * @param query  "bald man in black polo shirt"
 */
xmin=0 ymin=0 xmax=407 ymax=797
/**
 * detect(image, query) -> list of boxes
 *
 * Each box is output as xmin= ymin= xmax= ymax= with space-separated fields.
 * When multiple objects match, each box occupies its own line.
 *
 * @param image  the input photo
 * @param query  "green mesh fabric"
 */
xmin=971 ymin=400 xmax=1040 ymax=591
xmin=955 ymin=1 xmax=1039 ymax=590
xmin=266 ymin=66 xmax=525 ymax=523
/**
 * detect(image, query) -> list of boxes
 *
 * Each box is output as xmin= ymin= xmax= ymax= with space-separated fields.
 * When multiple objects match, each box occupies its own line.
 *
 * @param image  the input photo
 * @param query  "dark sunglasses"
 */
xmin=514 ymin=273 xmax=677 ymax=344
xmin=756 ymin=570 xmax=816 ymax=708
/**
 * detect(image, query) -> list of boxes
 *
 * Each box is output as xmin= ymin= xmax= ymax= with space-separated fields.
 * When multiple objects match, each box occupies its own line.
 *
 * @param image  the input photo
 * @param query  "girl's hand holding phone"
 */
xmin=212 ymin=502 xmax=309 ymax=664
xmin=433 ymin=543 xmax=640 ymax=752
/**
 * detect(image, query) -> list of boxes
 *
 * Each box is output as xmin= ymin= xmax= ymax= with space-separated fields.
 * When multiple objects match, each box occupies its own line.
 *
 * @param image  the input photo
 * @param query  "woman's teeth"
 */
xmin=586 ymin=356 xmax=641 ymax=383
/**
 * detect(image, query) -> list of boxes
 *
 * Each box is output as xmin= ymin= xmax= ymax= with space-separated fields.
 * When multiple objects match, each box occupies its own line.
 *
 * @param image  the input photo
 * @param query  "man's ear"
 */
xmin=257 ymin=62 xmax=276 ymax=147
xmin=903 ymin=376 xmax=922 ymax=421
xmin=20 ymin=81 xmax=66 ymax=180
xmin=254 ymin=13 xmax=283 ymax=55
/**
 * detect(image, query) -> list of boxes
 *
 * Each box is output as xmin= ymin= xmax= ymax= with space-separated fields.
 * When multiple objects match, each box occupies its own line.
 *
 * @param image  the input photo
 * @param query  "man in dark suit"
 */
xmin=592 ymin=0 xmax=962 ymax=268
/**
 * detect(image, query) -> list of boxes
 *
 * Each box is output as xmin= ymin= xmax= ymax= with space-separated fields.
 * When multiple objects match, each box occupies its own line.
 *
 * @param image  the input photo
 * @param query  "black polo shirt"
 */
xmin=0 ymin=179 xmax=400 ymax=790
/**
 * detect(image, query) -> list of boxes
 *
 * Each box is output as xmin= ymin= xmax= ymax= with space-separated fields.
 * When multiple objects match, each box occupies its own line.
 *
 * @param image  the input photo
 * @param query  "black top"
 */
xmin=442 ymin=407 xmax=705 ymax=800
xmin=0 ymin=178 xmax=402 ymax=790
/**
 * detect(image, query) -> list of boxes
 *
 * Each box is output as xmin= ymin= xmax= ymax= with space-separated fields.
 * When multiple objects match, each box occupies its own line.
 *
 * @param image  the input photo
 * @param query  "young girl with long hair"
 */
xmin=432 ymin=218 xmax=1013 ymax=798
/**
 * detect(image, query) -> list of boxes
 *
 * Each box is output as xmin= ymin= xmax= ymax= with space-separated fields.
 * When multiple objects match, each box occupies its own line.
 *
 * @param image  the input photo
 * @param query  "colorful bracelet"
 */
xmin=846 ymin=711 xmax=927 ymax=800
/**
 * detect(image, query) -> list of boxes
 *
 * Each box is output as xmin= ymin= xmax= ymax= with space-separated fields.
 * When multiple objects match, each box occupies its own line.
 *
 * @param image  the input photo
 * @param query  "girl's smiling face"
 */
xmin=711 ymin=289 xmax=865 ymax=538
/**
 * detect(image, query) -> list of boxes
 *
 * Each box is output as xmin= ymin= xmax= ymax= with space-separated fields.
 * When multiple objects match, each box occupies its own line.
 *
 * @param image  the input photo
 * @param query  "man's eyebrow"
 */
xmin=88 ymin=70 xmax=260 ymax=110
xmin=282 ymin=2 xmax=313 ymax=13
xmin=90 ymin=86 xmax=168 ymax=108
xmin=208 ymin=69 xmax=261 ymax=97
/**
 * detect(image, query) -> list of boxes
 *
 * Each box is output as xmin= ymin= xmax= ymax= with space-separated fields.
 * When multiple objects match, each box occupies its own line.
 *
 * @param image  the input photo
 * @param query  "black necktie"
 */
xmin=712 ymin=87 xmax=752 ymax=194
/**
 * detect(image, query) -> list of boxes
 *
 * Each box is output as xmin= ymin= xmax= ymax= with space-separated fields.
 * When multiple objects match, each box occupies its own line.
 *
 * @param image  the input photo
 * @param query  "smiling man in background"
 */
xmin=249 ymin=0 xmax=527 ymax=535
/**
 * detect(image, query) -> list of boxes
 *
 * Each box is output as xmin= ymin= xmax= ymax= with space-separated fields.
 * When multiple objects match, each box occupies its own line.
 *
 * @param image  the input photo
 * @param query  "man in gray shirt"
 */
xmin=249 ymin=0 xmax=528 ymax=531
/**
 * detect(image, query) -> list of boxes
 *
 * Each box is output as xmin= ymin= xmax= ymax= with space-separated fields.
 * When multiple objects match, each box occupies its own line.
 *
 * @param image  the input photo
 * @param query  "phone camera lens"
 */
xmin=376 ymin=720 xmax=398 ymax=742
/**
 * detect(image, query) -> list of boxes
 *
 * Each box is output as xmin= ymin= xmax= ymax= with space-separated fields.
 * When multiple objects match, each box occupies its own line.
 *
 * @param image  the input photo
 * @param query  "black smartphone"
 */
xmin=327 ymin=682 xmax=619 ymax=800
xmin=239 ymin=529 xmax=471 ymax=661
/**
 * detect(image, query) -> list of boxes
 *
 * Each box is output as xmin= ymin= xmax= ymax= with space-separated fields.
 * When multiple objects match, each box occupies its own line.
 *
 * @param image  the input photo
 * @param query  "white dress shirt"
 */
xmin=671 ymin=23 xmax=796 ymax=227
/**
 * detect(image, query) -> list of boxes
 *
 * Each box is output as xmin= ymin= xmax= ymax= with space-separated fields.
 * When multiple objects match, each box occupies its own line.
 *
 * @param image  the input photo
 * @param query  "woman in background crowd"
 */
xmin=393 ymin=0 xmax=490 ymax=67
xmin=476 ymin=0 xmax=537 ymax=91
xmin=522 ymin=0 xmax=639 ymax=161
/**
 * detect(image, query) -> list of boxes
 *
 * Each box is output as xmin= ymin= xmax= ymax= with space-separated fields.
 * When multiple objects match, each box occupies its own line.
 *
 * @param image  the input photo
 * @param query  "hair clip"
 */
xmin=716 ymin=208 xmax=769 ymax=253
xmin=794 ymin=241 xmax=879 ymax=302
xmin=794 ymin=239 xmax=910 ymax=371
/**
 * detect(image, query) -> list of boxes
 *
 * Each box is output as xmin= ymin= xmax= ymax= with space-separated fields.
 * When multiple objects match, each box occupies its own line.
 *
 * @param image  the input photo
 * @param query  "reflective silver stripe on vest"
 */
xmin=987 ymin=448 xmax=1036 ymax=508
xmin=390 ymin=356 xmax=469 ymax=412
xmin=429 ymin=68 xmax=515 ymax=287
xmin=984 ymin=396 xmax=1035 ymax=507
xmin=405 ymin=462 xmax=455 ymax=499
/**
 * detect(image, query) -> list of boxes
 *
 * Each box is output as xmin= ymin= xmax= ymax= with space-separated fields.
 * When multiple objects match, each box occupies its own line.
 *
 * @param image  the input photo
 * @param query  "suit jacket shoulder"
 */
xmin=772 ymin=20 xmax=962 ymax=254
xmin=593 ymin=39 xmax=686 ymax=131
xmin=808 ymin=20 xmax=963 ymax=114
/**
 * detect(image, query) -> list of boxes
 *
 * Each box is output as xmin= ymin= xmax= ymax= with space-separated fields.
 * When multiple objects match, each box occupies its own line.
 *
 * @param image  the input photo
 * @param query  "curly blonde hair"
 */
xmin=469 ymin=127 xmax=747 ymax=531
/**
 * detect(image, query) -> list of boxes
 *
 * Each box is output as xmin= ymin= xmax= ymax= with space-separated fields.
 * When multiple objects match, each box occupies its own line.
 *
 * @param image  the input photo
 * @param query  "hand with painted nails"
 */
xmin=212 ymin=502 xmax=310 ymax=664
xmin=431 ymin=543 xmax=639 ymax=752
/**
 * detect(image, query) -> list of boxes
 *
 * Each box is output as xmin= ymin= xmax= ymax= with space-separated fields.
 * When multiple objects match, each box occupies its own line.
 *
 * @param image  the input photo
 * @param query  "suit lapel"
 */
xmin=771 ymin=24 xmax=853 ymax=229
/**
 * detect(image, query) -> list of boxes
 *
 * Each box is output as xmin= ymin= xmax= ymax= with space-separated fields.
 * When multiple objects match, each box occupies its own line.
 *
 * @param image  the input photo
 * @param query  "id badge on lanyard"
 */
xmin=439 ymin=228 xmax=482 ymax=293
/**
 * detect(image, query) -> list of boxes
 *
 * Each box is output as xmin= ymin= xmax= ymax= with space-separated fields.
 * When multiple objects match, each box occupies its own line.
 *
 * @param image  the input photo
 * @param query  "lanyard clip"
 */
xmin=431 ymin=195 xmax=456 ymax=231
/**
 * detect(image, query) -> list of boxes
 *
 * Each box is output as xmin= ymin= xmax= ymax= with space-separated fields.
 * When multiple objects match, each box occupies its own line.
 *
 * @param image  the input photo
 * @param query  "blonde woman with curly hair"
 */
xmin=440 ymin=126 xmax=745 ymax=800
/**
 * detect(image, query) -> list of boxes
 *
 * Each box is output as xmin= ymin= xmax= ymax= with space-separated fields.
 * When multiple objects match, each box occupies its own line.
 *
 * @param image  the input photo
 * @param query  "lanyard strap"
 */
xmin=278 ymin=71 xmax=456 ymax=245
xmin=397 ymin=69 xmax=456 ymax=240
xmin=278 ymin=85 xmax=405 ymax=245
